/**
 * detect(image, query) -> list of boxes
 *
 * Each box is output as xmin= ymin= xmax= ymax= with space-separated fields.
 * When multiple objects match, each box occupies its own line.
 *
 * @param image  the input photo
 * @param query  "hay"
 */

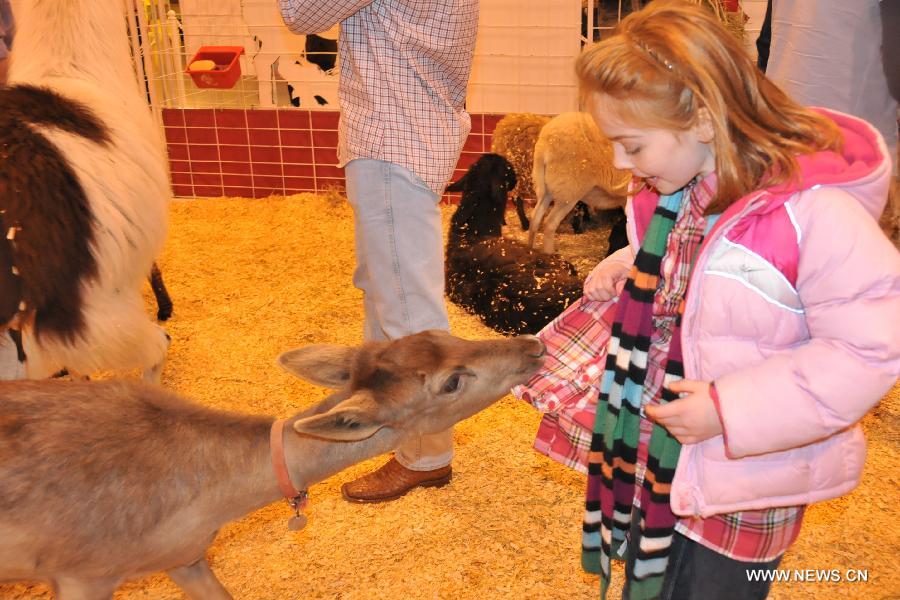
xmin=1 ymin=193 xmax=896 ymax=599
xmin=685 ymin=0 xmax=746 ymax=43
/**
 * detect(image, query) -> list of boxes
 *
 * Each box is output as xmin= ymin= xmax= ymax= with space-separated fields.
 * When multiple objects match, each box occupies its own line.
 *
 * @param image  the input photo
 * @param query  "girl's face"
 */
xmin=589 ymin=97 xmax=716 ymax=195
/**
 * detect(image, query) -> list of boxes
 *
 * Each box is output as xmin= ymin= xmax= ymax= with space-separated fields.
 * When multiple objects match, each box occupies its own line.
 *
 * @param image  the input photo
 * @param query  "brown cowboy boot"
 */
xmin=341 ymin=457 xmax=452 ymax=503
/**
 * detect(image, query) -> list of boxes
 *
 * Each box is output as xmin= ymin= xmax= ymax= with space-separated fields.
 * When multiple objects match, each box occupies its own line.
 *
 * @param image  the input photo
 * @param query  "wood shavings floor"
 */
xmin=2 ymin=193 xmax=897 ymax=600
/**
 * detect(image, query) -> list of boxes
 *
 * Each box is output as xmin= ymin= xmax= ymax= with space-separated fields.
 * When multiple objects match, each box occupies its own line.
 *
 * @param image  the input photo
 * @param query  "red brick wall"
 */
xmin=163 ymin=108 xmax=507 ymax=201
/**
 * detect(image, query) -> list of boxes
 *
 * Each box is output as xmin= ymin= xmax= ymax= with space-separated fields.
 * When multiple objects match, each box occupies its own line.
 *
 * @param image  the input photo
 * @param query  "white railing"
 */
xmin=129 ymin=0 xmax=752 ymax=116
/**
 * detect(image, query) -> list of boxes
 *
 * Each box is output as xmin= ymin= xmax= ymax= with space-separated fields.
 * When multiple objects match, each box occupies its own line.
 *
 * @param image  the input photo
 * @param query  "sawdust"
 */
xmin=1 ymin=193 xmax=896 ymax=600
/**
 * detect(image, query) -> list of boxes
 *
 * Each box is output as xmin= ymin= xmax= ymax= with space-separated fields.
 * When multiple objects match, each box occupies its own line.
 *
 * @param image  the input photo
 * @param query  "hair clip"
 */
xmin=630 ymin=36 xmax=676 ymax=72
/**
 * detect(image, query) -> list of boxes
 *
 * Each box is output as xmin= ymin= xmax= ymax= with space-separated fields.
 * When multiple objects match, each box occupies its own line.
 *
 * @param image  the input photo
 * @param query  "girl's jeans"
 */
xmin=622 ymin=520 xmax=783 ymax=600
xmin=344 ymin=158 xmax=453 ymax=470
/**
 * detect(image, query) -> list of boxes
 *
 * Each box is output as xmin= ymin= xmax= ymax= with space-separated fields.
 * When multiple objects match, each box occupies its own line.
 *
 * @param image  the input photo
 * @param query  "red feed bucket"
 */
xmin=186 ymin=46 xmax=246 ymax=89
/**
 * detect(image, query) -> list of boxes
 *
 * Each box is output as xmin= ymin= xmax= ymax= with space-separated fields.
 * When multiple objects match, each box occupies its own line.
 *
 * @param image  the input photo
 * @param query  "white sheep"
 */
xmin=528 ymin=111 xmax=632 ymax=254
xmin=3 ymin=0 xmax=170 ymax=381
xmin=489 ymin=113 xmax=551 ymax=229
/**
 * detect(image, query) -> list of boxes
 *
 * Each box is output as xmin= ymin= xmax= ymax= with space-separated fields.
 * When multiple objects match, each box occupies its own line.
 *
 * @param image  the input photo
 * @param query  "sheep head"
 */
xmin=447 ymin=153 xmax=517 ymax=241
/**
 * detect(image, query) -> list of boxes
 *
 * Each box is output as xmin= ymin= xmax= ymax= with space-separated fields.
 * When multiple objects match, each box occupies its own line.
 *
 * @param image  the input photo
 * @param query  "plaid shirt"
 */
xmin=676 ymin=506 xmax=805 ymax=562
xmin=513 ymin=297 xmax=619 ymax=474
xmin=0 ymin=0 xmax=13 ymax=60
xmin=279 ymin=0 xmax=478 ymax=195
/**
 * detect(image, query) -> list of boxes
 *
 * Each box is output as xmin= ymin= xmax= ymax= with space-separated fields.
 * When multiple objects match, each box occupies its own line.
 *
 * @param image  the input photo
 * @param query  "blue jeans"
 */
xmin=619 ymin=510 xmax=784 ymax=600
xmin=620 ymin=528 xmax=783 ymax=600
xmin=344 ymin=158 xmax=453 ymax=470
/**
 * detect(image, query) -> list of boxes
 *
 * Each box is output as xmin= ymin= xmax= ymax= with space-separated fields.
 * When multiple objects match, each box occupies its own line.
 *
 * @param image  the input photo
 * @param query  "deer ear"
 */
xmin=277 ymin=345 xmax=357 ymax=388
xmin=291 ymin=394 xmax=383 ymax=441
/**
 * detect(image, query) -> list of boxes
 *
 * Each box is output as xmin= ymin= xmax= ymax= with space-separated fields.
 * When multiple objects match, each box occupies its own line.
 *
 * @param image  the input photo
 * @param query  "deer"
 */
xmin=0 ymin=330 xmax=545 ymax=599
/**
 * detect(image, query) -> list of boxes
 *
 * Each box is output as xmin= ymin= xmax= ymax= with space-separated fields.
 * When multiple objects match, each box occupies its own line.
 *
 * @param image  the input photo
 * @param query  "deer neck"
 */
xmin=280 ymin=418 xmax=407 ymax=493
xmin=206 ymin=416 xmax=405 ymax=524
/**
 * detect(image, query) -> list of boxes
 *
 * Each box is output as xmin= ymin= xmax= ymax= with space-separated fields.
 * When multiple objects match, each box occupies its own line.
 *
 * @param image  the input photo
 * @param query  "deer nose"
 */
xmin=519 ymin=335 xmax=545 ymax=358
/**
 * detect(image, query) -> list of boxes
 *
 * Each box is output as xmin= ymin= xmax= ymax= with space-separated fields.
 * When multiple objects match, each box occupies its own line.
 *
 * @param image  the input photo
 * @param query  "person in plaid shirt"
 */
xmin=279 ymin=0 xmax=478 ymax=502
xmin=561 ymin=2 xmax=899 ymax=599
xmin=0 ymin=0 xmax=13 ymax=84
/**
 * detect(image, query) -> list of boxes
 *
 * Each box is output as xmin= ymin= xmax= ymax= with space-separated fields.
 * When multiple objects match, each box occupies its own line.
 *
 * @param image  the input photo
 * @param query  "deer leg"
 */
xmin=53 ymin=575 xmax=118 ymax=600
xmin=168 ymin=557 xmax=233 ymax=600
xmin=149 ymin=262 xmax=173 ymax=321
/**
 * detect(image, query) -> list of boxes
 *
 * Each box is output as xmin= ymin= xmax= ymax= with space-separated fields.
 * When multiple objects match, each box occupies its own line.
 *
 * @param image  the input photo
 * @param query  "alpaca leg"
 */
xmin=168 ymin=557 xmax=232 ymax=600
xmin=142 ymin=327 xmax=171 ymax=384
xmin=0 ymin=329 xmax=26 ymax=380
xmin=149 ymin=262 xmax=173 ymax=321
xmin=8 ymin=328 xmax=26 ymax=362
xmin=143 ymin=361 xmax=164 ymax=384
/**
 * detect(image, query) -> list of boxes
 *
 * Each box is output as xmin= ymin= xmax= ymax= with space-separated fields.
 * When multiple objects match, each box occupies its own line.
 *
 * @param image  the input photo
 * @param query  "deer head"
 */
xmin=278 ymin=330 xmax=544 ymax=441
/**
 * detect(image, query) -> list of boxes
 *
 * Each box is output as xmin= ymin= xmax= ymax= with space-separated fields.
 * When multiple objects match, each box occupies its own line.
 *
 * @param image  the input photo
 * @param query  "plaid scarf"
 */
xmin=582 ymin=176 xmax=715 ymax=600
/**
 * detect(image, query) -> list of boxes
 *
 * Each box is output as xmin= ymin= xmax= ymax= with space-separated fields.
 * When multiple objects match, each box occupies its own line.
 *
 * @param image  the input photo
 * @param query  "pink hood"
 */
xmin=753 ymin=107 xmax=891 ymax=219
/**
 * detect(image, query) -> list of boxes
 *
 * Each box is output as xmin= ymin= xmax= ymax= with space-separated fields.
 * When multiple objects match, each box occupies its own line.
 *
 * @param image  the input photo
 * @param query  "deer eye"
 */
xmin=441 ymin=373 xmax=462 ymax=394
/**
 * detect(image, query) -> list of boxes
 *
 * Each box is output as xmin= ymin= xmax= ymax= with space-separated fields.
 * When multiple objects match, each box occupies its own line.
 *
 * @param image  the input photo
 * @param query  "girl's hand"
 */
xmin=584 ymin=259 xmax=630 ymax=301
xmin=645 ymin=380 xmax=723 ymax=445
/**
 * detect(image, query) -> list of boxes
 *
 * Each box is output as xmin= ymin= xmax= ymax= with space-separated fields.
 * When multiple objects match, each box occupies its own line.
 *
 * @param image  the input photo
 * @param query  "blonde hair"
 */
xmin=576 ymin=0 xmax=842 ymax=214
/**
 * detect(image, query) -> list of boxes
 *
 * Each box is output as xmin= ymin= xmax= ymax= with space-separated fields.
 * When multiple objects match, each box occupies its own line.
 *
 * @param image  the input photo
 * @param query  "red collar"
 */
xmin=270 ymin=418 xmax=308 ymax=512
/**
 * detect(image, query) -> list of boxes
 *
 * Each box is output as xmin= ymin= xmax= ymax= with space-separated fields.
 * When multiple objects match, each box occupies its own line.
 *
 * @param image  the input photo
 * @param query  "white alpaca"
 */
xmin=5 ymin=0 xmax=169 ymax=381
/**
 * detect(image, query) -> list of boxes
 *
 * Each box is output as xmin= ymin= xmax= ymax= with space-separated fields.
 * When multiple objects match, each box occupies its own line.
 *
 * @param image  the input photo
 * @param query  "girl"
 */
xmin=574 ymin=1 xmax=900 ymax=599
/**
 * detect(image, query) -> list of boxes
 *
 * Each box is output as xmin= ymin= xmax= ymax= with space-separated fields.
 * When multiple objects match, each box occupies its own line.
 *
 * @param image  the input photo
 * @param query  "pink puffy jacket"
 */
xmin=617 ymin=109 xmax=900 ymax=517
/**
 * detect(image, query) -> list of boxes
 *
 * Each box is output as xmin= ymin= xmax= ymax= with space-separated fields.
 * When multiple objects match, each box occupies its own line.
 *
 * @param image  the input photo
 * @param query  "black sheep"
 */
xmin=445 ymin=153 xmax=584 ymax=335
